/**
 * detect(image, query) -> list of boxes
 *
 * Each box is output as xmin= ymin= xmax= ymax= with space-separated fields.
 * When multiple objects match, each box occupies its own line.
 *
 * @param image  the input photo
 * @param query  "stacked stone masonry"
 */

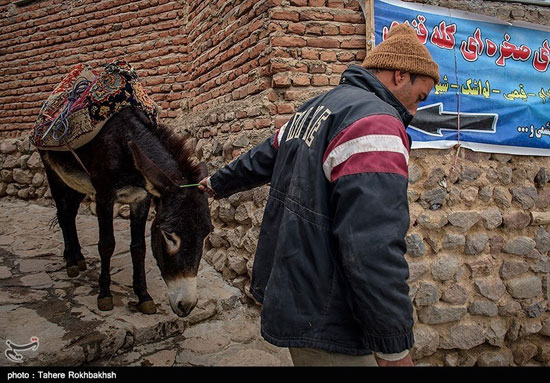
xmin=1 ymin=0 xmax=550 ymax=366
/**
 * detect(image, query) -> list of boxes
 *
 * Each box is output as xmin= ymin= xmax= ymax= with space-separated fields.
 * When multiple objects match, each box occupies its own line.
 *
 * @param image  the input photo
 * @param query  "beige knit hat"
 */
xmin=363 ymin=23 xmax=440 ymax=84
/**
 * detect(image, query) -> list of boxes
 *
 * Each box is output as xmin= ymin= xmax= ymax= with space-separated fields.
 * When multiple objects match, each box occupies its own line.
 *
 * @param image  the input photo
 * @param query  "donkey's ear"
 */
xmin=198 ymin=162 xmax=209 ymax=180
xmin=128 ymin=141 xmax=175 ymax=197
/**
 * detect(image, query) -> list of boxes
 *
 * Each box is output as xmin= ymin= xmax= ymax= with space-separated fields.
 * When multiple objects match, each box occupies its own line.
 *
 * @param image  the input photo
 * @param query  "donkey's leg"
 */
xmin=95 ymin=196 xmax=116 ymax=311
xmin=129 ymin=196 xmax=156 ymax=314
xmin=43 ymin=166 xmax=87 ymax=277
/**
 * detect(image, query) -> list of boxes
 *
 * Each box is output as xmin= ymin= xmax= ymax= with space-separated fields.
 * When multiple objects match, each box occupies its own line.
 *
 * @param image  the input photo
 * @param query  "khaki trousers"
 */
xmin=289 ymin=347 xmax=378 ymax=367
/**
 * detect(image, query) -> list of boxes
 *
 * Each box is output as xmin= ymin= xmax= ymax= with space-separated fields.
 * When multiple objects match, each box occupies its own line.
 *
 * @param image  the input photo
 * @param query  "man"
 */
xmin=199 ymin=24 xmax=439 ymax=366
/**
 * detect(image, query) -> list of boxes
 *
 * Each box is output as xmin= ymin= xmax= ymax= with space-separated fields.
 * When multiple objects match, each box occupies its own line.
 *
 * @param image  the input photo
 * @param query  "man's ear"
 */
xmin=393 ymin=70 xmax=407 ymax=85
xmin=128 ymin=141 xmax=176 ymax=197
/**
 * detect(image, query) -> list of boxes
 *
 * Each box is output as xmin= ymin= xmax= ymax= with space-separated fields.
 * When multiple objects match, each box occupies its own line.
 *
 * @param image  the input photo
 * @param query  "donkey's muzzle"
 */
xmin=166 ymin=275 xmax=198 ymax=317
xmin=175 ymin=298 xmax=198 ymax=317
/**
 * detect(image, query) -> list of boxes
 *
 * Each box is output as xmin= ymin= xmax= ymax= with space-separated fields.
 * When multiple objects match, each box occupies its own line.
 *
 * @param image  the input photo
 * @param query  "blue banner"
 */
xmin=372 ymin=0 xmax=550 ymax=155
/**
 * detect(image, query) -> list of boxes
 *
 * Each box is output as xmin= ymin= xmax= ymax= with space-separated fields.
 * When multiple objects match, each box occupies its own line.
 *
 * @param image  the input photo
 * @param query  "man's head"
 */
xmin=362 ymin=23 xmax=439 ymax=116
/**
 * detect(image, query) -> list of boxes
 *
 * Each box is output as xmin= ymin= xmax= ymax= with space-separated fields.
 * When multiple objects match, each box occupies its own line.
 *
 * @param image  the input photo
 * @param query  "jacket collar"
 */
xmin=340 ymin=65 xmax=414 ymax=127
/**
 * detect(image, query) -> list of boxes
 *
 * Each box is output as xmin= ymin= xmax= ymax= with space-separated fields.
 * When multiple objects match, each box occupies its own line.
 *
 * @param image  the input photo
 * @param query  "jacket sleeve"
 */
xmin=210 ymin=128 xmax=284 ymax=198
xmin=325 ymin=114 xmax=414 ymax=354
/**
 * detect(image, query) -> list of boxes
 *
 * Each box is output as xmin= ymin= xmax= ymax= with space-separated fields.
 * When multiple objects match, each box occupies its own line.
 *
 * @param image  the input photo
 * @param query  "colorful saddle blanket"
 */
xmin=31 ymin=61 xmax=160 ymax=151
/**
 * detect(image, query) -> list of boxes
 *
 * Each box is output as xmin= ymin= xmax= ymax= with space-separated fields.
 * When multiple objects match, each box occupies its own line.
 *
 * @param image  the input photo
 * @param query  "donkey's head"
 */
xmin=129 ymin=141 xmax=212 ymax=317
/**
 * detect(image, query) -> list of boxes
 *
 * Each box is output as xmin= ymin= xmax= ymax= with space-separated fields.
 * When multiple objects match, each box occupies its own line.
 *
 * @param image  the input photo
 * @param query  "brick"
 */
xmin=288 ymin=22 xmax=306 ymax=35
xmin=309 ymin=63 xmax=326 ymax=73
xmin=306 ymin=24 xmax=323 ymax=35
xmin=341 ymin=38 xmax=365 ymax=49
xmin=323 ymin=24 xmax=340 ymax=35
xmin=307 ymin=37 xmax=340 ymax=48
xmin=327 ymin=0 xmax=345 ymax=8
xmin=248 ymin=18 xmax=264 ymax=33
xmin=271 ymin=61 xmax=293 ymax=73
xmin=277 ymin=103 xmax=295 ymax=114
xmin=243 ymin=120 xmax=255 ymax=130
xmin=343 ymin=1 xmax=360 ymax=10
xmin=271 ymin=10 xmax=300 ymax=22
xmin=255 ymin=118 xmax=272 ymax=129
xmin=272 ymin=72 xmax=291 ymax=88
xmin=246 ymin=78 xmax=270 ymax=96
xmin=333 ymin=12 xmax=364 ymax=23
xmin=272 ymin=36 xmax=307 ymax=47
xmin=311 ymin=75 xmax=329 ymax=86
xmin=292 ymin=73 xmax=311 ymax=86
xmin=338 ymin=51 xmax=356 ymax=62
xmin=301 ymin=10 xmax=334 ymax=21
xmin=320 ymin=51 xmax=337 ymax=62
xmin=339 ymin=24 xmax=356 ymax=35
xmin=301 ymin=48 xmax=319 ymax=60
xmin=143 ymin=77 xmax=165 ymax=86
xmin=330 ymin=64 xmax=348 ymax=73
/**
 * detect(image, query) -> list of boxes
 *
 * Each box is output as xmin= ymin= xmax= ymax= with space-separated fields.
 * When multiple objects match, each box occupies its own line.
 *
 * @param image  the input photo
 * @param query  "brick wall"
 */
xmin=1 ymin=0 xmax=550 ymax=366
xmin=174 ymin=0 xmax=367 ymax=169
xmin=0 ymin=0 xmax=189 ymax=138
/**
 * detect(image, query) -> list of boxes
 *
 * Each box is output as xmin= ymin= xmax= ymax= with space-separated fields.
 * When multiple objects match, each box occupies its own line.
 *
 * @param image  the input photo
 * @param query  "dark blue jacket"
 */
xmin=210 ymin=65 xmax=414 ymax=355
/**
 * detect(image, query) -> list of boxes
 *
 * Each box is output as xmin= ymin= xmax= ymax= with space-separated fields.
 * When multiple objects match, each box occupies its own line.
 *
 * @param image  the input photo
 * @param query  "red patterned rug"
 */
xmin=31 ymin=61 xmax=160 ymax=151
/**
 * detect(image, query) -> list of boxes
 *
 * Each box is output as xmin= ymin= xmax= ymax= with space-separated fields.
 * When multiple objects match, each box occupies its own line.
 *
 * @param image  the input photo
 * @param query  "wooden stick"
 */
xmin=364 ymin=0 xmax=376 ymax=54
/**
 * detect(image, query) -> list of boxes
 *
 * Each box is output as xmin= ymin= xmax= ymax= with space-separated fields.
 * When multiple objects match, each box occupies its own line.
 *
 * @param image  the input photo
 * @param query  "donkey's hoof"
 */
xmin=77 ymin=260 xmax=87 ymax=271
xmin=97 ymin=297 xmax=114 ymax=311
xmin=66 ymin=265 xmax=80 ymax=278
xmin=138 ymin=300 xmax=157 ymax=315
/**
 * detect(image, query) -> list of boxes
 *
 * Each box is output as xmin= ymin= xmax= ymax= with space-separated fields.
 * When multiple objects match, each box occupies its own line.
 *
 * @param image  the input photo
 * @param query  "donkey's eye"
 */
xmin=161 ymin=231 xmax=181 ymax=255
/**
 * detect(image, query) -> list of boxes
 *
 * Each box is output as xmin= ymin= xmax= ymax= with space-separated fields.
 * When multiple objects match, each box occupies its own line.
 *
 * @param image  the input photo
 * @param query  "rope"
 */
xmin=64 ymin=137 xmax=91 ymax=177
xmin=449 ymin=9 xmax=462 ymax=178
xmin=41 ymin=78 xmax=91 ymax=142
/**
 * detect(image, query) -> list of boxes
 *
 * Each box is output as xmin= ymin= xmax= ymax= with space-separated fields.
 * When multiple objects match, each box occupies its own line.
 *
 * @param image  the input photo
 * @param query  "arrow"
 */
xmin=409 ymin=103 xmax=498 ymax=137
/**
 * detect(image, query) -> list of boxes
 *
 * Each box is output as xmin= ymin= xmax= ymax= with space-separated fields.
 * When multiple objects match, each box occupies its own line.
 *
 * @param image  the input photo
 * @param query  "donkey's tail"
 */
xmin=48 ymin=215 xmax=59 ymax=230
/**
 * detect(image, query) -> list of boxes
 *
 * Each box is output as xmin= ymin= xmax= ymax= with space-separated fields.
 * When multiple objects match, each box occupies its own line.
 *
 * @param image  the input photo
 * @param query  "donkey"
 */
xmin=39 ymin=106 xmax=212 ymax=317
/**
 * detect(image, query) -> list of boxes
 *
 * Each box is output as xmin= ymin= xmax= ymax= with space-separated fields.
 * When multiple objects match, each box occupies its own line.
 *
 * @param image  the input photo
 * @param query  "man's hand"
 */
xmin=198 ymin=177 xmax=216 ymax=198
xmin=374 ymin=353 xmax=414 ymax=366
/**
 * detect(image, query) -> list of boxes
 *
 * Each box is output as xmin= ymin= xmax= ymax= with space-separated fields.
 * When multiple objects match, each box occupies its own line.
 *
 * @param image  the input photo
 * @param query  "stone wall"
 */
xmin=1 ymin=0 xmax=549 ymax=366
xmin=405 ymin=148 xmax=550 ymax=365
xmin=178 ymin=0 xmax=550 ymax=366
xmin=0 ymin=137 xmax=47 ymax=200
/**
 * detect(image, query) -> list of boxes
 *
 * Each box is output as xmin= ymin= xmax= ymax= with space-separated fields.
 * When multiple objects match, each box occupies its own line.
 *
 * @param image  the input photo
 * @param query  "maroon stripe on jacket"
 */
xmin=323 ymin=114 xmax=410 ymax=182
xmin=330 ymin=151 xmax=409 ymax=181
xmin=323 ymin=114 xmax=409 ymax=163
